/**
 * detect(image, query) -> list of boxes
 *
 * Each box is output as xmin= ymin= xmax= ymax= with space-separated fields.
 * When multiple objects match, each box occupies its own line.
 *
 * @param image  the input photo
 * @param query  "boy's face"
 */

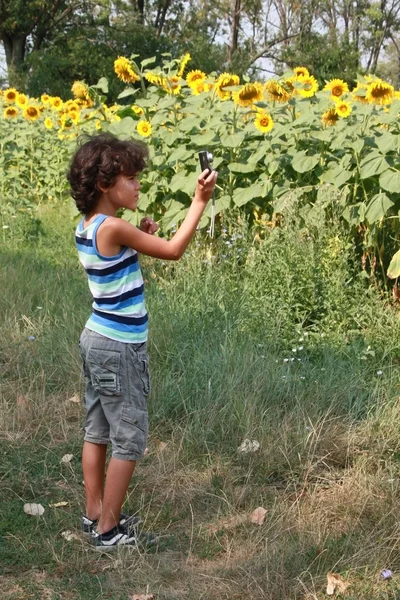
xmin=104 ymin=174 xmax=141 ymax=211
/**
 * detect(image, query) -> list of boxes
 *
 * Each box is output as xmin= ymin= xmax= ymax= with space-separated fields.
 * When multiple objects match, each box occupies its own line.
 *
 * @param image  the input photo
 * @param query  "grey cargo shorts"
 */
xmin=79 ymin=328 xmax=150 ymax=461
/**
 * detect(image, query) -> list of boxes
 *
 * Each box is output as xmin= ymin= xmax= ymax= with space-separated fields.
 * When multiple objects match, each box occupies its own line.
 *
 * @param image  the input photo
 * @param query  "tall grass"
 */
xmin=2 ymin=206 xmax=400 ymax=598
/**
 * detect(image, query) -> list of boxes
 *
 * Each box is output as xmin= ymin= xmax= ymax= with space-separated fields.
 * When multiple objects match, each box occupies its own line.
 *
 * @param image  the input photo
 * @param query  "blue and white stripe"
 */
xmin=76 ymin=214 xmax=148 ymax=343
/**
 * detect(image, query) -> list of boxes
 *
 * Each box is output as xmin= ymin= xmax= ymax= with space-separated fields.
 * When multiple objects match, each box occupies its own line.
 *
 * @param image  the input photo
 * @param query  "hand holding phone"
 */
xmin=198 ymin=150 xmax=217 ymax=238
xmin=198 ymin=150 xmax=213 ymax=175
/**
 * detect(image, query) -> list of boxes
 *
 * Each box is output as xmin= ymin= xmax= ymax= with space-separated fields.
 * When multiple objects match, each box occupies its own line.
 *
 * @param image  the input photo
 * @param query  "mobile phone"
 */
xmin=198 ymin=150 xmax=213 ymax=175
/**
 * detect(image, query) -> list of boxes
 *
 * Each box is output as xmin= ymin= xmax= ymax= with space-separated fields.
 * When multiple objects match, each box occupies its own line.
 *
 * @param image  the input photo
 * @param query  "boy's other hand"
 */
xmin=195 ymin=170 xmax=217 ymax=205
xmin=140 ymin=217 xmax=159 ymax=235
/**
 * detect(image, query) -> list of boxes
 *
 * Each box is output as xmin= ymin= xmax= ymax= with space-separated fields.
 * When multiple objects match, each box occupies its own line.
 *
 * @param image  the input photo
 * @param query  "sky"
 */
xmin=0 ymin=46 xmax=6 ymax=82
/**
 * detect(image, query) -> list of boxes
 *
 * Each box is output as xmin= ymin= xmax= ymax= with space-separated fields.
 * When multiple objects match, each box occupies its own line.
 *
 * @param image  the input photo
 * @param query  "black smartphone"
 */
xmin=198 ymin=150 xmax=213 ymax=175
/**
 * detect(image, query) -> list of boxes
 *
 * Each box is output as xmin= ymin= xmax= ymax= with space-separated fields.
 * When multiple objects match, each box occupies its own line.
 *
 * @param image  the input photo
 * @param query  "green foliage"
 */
xmin=2 ymin=207 xmax=400 ymax=597
xmin=282 ymin=32 xmax=361 ymax=85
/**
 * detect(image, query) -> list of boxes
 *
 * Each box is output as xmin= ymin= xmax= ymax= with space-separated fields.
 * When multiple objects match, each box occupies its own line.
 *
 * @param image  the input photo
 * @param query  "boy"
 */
xmin=67 ymin=133 xmax=217 ymax=550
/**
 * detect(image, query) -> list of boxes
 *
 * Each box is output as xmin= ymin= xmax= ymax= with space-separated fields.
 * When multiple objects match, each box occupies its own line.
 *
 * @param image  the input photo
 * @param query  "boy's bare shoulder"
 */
xmin=102 ymin=216 xmax=136 ymax=232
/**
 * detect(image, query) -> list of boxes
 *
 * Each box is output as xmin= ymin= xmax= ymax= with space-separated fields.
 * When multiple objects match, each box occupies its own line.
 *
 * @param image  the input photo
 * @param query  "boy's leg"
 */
xmin=82 ymin=441 xmax=107 ymax=521
xmin=96 ymin=458 xmax=136 ymax=534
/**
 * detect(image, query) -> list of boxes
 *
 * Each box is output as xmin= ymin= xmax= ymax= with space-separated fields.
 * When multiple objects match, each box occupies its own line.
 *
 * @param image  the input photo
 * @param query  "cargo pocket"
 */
xmin=88 ymin=348 xmax=121 ymax=396
xmin=117 ymin=404 xmax=148 ymax=454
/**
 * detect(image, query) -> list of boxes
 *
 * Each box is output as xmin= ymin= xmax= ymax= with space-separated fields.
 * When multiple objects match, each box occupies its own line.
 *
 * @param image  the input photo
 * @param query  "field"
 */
xmin=2 ymin=204 xmax=400 ymax=599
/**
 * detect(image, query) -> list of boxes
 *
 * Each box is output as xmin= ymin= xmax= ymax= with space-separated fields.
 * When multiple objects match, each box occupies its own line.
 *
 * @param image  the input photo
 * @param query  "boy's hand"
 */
xmin=194 ymin=169 xmax=217 ymax=205
xmin=140 ymin=217 xmax=159 ymax=235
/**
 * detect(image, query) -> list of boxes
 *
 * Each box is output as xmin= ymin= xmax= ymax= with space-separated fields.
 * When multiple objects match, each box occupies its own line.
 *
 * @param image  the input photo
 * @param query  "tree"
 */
xmin=0 ymin=0 xmax=85 ymax=87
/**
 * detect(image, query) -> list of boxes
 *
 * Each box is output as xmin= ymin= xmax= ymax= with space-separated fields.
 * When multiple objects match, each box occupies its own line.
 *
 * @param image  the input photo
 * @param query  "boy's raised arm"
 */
xmin=109 ymin=169 xmax=217 ymax=260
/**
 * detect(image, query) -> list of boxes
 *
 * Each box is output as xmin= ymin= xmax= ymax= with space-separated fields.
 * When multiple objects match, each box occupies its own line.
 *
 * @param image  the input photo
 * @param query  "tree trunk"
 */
xmin=1 ymin=31 xmax=27 ymax=87
xmin=155 ymin=0 xmax=172 ymax=36
xmin=228 ymin=0 xmax=241 ymax=63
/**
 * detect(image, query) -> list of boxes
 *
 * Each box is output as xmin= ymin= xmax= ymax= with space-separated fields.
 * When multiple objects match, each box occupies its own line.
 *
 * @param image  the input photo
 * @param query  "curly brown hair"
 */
xmin=67 ymin=133 xmax=148 ymax=215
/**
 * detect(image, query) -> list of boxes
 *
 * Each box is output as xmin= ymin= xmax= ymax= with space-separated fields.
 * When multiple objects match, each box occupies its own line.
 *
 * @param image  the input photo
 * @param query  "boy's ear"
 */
xmin=97 ymin=183 xmax=109 ymax=193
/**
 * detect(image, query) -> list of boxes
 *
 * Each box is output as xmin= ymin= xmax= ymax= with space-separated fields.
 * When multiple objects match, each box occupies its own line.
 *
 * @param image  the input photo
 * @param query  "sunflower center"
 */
xmin=370 ymin=85 xmax=390 ymax=99
xmin=221 ymin=78 xmax=236 ymax=90
xmin=240 ymin=86 xmax=258 ymax=101
xmin=332 ymin=86 xmax=342 ymax=96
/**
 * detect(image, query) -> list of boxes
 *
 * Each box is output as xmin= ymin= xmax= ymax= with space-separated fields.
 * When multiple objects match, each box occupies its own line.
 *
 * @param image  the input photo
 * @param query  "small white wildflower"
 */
xmin=2 ymin=225 xmax=9 ymax=229
xmin=298 ymin=346 xmax=303 ymax=351
xmin=283 ymin=358 xmax=289 ymax=363
xmin=300 ymin=376 xmax=305 ymax=380
xmin=381 ymin=569 xmax=393 ymax=580
xmin=377 ymin=370 xmax=383 ymax=376
xmin=292 ymin=348 xmax=297 ymax=353
xmin=290 ymin=358 xmax=295 ymax=362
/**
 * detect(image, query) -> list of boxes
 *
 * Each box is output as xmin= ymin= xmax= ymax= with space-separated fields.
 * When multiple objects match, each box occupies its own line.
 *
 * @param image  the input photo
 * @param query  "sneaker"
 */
xmin=81 ymin=512 xmax=141 ymax=537
xmin=91 ymin=523 xmax=158 ymax=552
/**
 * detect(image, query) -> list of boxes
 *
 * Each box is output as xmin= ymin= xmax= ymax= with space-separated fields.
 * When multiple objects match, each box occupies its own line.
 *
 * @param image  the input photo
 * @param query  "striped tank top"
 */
xmin=75 ymin=214 xmax=148 ymax=343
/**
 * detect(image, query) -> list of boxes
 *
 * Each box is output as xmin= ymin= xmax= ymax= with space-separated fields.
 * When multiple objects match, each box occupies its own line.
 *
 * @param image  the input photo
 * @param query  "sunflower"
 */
xmin=321 ymin=108 xmax=339 ymax=127
xmin=131 ymin=104 xmax=144 ymax=115
xmin=254 ymin=110 xmax=274 ymax=133
xmin=163 ymin=75 xmax=181 ymax=95
xmin=64 ymin=100 xmax=80 ymax=112
xmin=365 ymin=79 xmax=394 ymax=105
xmin=95 ymin=119 xmax=102 ymax=130
xmin=16 ymin=93 xmax=28 ymax=109
xmin=4 ymin=88 xmax=18 ymax=103
xmin=137 ymin=120 xmax=152 ymax=137
xmin=114 ymin=56 xmax=140 ymax=84
xmin=41 ymin=93 xmax=51 ymax=104
xmin=69 ymin=111 xmax=80 ymax=124
xmin=293 ymin=66 xmax=310 ymax=78
xmin=324 ymin=78 xmax=349 ymax=101
xmin=44 ymin=117 xmax=53 ymax=130
xmin=145 ymin=72 xmax=166 ymax=88
xmin=190 ymin=80 xmax=213 ymax=95
xmin=395 ymin=90 xmax=400 ymax=100
xmin=296 ymin=75 xmax=319 ymax=98
xmin=335 ymin=100 xmax=352 ymax=118
xmin=215 ymin=73 xmax=240 ymax=100
xmin=177 ymin=52 xmax=191 ymax=78
xmin=23 ymin=105 xmax=40 ymax=121
xmin=71 ymin=81 xmax=88 ymax=99
xmin=4 ymin=106 xmax=18 ymax=118
xmin=186 ymin=70 xmax=206 ymax=86
xmin=50 ymin=96 xmax=63 ymax=111
xmin=233 ymin=82 xmax=263 ymax=107
xmin=264 ymin=79 xmax=291 ymax=103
